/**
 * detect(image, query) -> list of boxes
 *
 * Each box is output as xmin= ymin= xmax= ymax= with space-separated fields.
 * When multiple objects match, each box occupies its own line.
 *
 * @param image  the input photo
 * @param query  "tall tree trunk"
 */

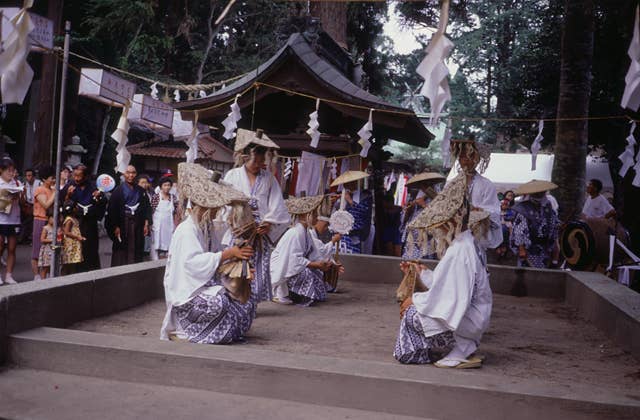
xmin=551 ymin=0 xmax=595 ymax=220
xmin=309 ymin=1 xmax=347 ymax=48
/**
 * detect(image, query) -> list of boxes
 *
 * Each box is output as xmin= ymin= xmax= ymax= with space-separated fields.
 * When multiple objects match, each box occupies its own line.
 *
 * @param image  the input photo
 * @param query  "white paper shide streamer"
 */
xmin=111 ymin=103 xmax=131 ymax=173
xmin=306 ymin=98 xmax=321 ymax=148
xmin=622 ymin=6 xmax=640 ymax=111
xmin=185 ymin=112 xmax=199 ymax=163
xmin=0 ymin=0 xmax=35 ymax=105
xmin=330 ymin=158 xmax=338 ymax=180
xmin=150 ymin=82 xmax=159 ymax=100
xmin=632 ymin=134 xmax=640 ymax=187
xmin=357 ymin=109 xmax=373 ymax=158
xmin=283 ymin=158 xmax=292 ymax=180
xmin=173 ymin=89 xmax=181 ymax=102
xmin=530 ymin=120 xmax=544 ymax=171
xmin=619 ymin=121 xmax=636 ymax=178
xmin=222 ymin=94 xmax=242 ymax=140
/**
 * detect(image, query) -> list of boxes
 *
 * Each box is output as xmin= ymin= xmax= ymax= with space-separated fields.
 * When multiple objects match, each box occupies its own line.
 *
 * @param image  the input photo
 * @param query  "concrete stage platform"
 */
xmin=1 ymin=256 xmax=640 ymax=419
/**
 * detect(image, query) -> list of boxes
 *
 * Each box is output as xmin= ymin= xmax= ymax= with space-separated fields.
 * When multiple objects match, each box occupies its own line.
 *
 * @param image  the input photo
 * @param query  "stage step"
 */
xmin=7 ymin=327 xmax=640 ymax=420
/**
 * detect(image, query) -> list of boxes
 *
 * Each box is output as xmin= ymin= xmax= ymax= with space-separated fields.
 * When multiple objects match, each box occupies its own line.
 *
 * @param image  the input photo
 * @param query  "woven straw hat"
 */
xmin=234 ymin=128 xmax=280 ymax=152
xmin=408 ymin=173 xmax=468 ymax=230
xmin=330 ymin=170 xmax=370 ymax=187
xmin=406 ymin=172 xmax=446 ymax=187
xmin=285 ymin=194 xmax=325 ymax=215
xmin=178 ymin=162 xmax=248 ymax=208
xmin=515 ymin=180 xmax=558 ymax=196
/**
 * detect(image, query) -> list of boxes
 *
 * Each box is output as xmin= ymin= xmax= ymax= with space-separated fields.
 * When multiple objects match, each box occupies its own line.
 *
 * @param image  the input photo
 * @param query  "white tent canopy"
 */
xmin=447 ymin=153 xmax=614 ymax=193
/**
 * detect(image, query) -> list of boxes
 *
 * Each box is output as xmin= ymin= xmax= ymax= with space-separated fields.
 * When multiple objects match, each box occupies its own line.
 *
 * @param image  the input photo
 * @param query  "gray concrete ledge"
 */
xmin=0 ymin=260 xmax=166 ymax=364
xmin=8 ymin=327 xmax=640 ymax=420
xmin=566 ymin=271 xmax=640 ymax=360
xmin=340 ymin=253 xmax=566 ymax=299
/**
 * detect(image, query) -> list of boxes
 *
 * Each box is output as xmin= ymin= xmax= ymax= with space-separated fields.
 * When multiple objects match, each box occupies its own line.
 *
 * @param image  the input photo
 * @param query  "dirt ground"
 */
xmin=70 ymin=281 xmax=640 ymax=393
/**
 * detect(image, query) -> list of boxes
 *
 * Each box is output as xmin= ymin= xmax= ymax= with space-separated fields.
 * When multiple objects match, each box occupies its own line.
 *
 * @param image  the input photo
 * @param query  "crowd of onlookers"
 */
xmin=0 ymin=156 xmax=181 ymax=286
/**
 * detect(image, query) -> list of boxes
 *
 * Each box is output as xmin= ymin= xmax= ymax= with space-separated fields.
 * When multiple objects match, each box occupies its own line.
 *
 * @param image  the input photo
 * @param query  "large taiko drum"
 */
xmin=560 ymin=218 xmax=629 ymax=270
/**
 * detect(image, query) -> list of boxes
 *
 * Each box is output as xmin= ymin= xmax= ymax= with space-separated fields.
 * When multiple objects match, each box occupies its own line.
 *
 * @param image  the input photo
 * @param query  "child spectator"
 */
xmin=62 ymin=201 xmax=85 ymax=275
xmin=0 ymin=157 xmax=22 ymax=285
xmin=37 ymin=209 xmax=55 ymax=279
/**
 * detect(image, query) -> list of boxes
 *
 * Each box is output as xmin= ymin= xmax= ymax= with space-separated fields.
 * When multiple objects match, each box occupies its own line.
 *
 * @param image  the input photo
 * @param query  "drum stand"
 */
xmin=606 ymin=230 xmax=640 ymax=287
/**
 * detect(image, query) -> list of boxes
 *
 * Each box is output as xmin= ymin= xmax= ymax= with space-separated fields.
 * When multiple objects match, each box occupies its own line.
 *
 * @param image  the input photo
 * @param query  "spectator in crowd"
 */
xmin=340 ymin=182 xmax=373 ymax=254
xmin=0 ymin=157 xmax=22 ymax=285
xmin=381 ymin=194 xmax=402 ymax=256
xmin=37 ymin=209 xmax=55 ymax=279
xmin=31 ymin=165 xmax=55 ymax=281
xmin=19 ymin=168 xmax=41 ymax=244
xmin=496 ymin=197 xmax=515 ymax=259
xmin=106 ymin=165 xmax=152 ymax=266
xmin=581 ymin=178 xmax=615 ymax=219
xmin=510 ymin=180 xmax=560 ymax=268
xmin=503 ymin=190 xmax=515 ymax=206
xmin=151 ymin=176 xmax=180 ymax=260
xmin=59 ymin=165 xmax=72 ymax=190
xmin=137 ymin=174 xmax=154 ymax=258
xmin=61 ymin=201 xmax=85 ymax=275
xmin=62 ymin=164 xmax=107 ymax=272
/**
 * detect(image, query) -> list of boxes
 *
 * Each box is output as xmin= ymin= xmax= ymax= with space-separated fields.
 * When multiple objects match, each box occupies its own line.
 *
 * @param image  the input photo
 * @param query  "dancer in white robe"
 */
xmin=395 ymin=174 xmax=492 ymax=368
xmin=310 ymin=194 xmax=344 ymax=291
xmin=160 ymin=163 xmax=255 ymax=344
xmin=450 ymin=139 xmax=502 ymax=256
xmin=271 ymin=195 xmax=332 ymax=305
xmin=223 ymin=129 xmax=290 ymax=302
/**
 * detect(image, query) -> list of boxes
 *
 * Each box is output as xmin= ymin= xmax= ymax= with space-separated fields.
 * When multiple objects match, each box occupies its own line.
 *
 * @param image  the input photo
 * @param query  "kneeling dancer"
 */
xmin=395 ymin=174 xmax=492 ymax=368
xmin=271 ymin=195 xmax=332 ymax=305
xmin=160 ymin=163 xmax=255 ymax=344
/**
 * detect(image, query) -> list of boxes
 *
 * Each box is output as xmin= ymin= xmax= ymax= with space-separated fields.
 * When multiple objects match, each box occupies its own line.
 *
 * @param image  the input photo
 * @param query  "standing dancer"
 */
xmin=450 ymin=139 xmax=502 ymax=259
xmin=223 ymin=129 xmax=290 ymax=302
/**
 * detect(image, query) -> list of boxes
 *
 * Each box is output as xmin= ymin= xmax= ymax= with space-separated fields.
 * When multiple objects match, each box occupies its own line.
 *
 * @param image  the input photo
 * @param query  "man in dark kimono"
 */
xmin=106 ymin=165 xmax=152 ymax=267
xmin=510 ymin=180 xmax=560 ymax=268
xmin=62 ymin=164 xmax=107 ymax=272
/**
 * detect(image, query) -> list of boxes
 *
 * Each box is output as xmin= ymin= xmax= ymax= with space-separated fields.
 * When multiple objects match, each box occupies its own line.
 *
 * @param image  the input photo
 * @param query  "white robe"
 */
xmin=309 ymin=227 xmax=335 ymax=260
xmin=412 ymin=230 xmax=492 ymax=353
xmin=468 ymin=174 xmax=502 ymax=250
xmin=270 ymin=223 xmax=320 ymax=296
xmin=223 ymin=166 xmax=290 ymax=242
xmin=160 ymin=215 xmax=224 ymax=340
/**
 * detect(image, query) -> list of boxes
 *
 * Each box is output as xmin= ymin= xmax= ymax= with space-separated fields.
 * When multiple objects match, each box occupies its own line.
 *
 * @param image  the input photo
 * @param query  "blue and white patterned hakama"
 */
xmin=288 ymin=267 xmax=327 ymax=303
xmin=393 ymin=306 xmax=455 ymax=364
xmin=175 ymin=283 xmax=257 ymax=344
xmin=251 ymin=238 xmax=273 ymax=302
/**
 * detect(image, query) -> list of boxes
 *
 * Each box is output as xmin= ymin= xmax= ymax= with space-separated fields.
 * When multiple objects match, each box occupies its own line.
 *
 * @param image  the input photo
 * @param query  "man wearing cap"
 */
xmin=62 ymin=164 xmax=107 ymax=272
xmin=509 ymin=180 xmax=560 ymax=268
xmin=223 ymin=129 xmax=290 ymax=302
xmin=394 ymin=174 xmax=492 ymax=368
xmin=451 ymin=139 xmax=502 ymax=259
xmin=161 ymin=163 xmax=256 ymax=344
xmin=105 ymin=165 xmax=153 ymax=267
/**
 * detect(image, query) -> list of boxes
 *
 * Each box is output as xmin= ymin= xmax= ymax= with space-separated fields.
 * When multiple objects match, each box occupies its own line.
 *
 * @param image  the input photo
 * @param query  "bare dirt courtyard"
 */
xmin=71 ymin=280 xmax=640 ymax=394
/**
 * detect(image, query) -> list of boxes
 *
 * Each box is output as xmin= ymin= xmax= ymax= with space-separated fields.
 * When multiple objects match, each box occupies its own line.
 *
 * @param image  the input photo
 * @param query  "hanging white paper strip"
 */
xmin=283 ymin=158 xmax=292 ymax=180
xmin=530 ymin=120 xmax=544 ymax=171
xmin=622 ymin=6 xmax=640 ymax=111
xmin=111 ymin=103 xmax=131 ymax=173
xmin=173 ymin=89 xmax=181 ymax=102
xmin=150 ymin=82 xmax=159 ymax=100
xmin=357 ymin=109 xmax=373 ymax=158
xmin=185 ymin=112 xmax=199 ymax=163
xmin=222 ymin=94 xmax=242 ymax=140
xmin=199 ymin=90 xmax=207 ymax=98
xmin=0 ymin=0 xmax=35 ymax=105
xmin=416 ymin=33 xmax=453 ymax=125
xmin=619 ymin=121 xmax=636 ymax=178
xmin=306 ymin=98 xmax=321 ymax=148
